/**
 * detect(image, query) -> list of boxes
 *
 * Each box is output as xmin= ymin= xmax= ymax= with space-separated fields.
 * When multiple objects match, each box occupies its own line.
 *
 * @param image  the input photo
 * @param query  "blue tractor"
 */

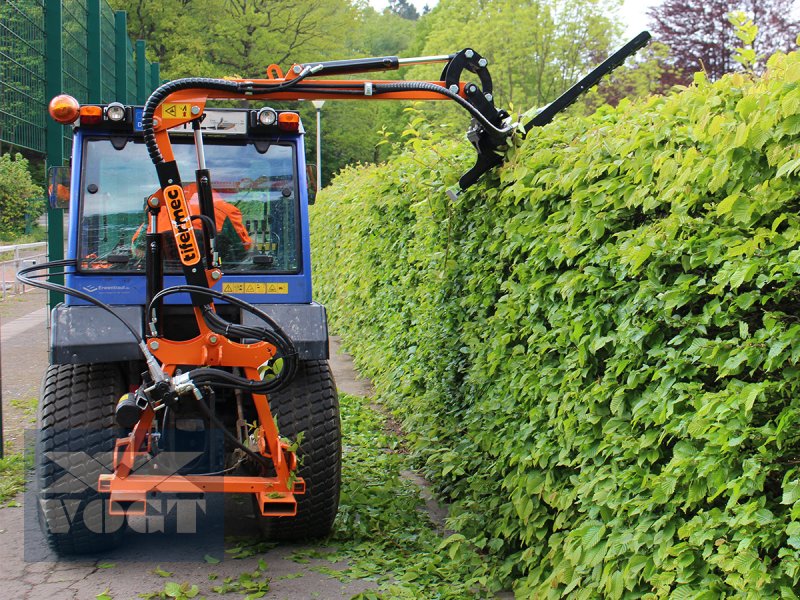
xmin=21 ymin=34 xmax=650 ymax=554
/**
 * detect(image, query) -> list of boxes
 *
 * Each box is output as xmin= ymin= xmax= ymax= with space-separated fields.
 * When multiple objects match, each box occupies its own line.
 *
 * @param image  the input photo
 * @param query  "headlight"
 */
xmin=105 ymin=102 xmax=125 ymax=122
xmin=257 ymin=108 xmax=277 ymax=126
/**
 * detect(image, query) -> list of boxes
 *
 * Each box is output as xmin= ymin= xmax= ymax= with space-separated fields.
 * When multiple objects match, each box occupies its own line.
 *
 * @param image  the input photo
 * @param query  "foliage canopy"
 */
xmin=0 ymin=153 xmax=43 ymax=238
xmin=647 ymin=0 xmax=800 ymax=85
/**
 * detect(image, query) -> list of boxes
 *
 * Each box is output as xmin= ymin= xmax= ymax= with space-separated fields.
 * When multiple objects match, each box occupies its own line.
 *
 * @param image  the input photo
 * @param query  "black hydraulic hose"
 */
xmin=372 ymin=81 xmax=514 ymax=137
xmin=148 ymin=285 xmax=295 ymax=350
xmin=16 ymin=259 xmax=144 ymax=345
xmin=188 ymin=366 xmax=292 ymax=394
xmin=190 ymin=214 xmax=216 ymax=264
xmin=148 ymin=284 xmax=298 ymax=390
xmin=190 ymin=214 xmax=216 ymax=243
xmin=142 ymin=78 xmax=241 ymax=165
xmin=192 ymin=387 xmax=272 ymax=473
xmin=142 ymin=68 xmax=320 ymax=166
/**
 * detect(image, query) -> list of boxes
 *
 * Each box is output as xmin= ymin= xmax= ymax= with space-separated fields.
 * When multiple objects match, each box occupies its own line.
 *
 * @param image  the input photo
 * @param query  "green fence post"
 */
xmin=150 ymin=62 xmax=160 ymax=93
xmin=114 ymin=11 xmax=128 ymax=102
xmin=45 ymin=0 xmax=64 ymax=307
xmin=87 ymin=0 xmax=102 ymax=103
xmin=136 ymin=40 xmax=146 ymax=104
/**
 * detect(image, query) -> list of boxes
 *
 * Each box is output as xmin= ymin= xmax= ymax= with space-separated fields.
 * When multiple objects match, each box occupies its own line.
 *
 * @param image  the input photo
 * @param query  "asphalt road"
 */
xmin=0 ymin=290 xmax=379 ymax=600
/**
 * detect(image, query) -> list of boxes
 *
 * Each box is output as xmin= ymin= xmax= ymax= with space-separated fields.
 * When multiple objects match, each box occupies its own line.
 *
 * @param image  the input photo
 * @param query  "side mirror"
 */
xmin=48 ymin=166 xmax=70 ymax=209
xmin=306 ymin=164 xmax=317 ymax=205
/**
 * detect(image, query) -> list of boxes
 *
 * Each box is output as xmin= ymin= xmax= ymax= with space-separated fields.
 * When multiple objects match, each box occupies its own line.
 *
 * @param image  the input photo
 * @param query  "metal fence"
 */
xmin=0 ymin=241 xmax=47 ymax=299
xmin=0 ymin=1 xmax=46 ymax=154
xmin=0 ymin=0 xmax=160 ymax=156
xmin=0 ymin=0 xmax=160 ymax=304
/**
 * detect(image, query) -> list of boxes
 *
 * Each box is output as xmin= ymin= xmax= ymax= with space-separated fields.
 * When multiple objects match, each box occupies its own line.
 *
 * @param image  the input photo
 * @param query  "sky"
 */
xmin=368 ymin=0 xmax=660 ymax=38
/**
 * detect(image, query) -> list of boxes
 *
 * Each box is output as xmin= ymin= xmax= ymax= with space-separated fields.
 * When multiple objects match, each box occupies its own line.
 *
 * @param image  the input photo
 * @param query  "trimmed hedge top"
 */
xmin=312 ymin=50 xmax=800 ymax=598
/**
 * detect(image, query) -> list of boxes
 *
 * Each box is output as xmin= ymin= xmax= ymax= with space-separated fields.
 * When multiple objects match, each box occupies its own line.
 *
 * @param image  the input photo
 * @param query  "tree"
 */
xmin=113 ymin=0 xmax=420 ymax=181
xmin=406 ymin=0 xmax=622 ymax=127
xmin=389 ymin=0 xmax=420 ymax=21
xmin=0 ymin=153 xmax=43 ymax=238
xmin=111 ymin=0 xmax=356 ymax=78
xmin=584 ymin=41 xmax=675 ymax=110
xmin=647 ymin=0 xmax=800 ymax=85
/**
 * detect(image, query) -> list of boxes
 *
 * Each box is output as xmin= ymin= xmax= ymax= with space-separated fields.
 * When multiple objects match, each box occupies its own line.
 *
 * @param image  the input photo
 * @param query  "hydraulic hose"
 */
xmin=192 ymin=387 xmax=272 ymax=473
xmin=148 ymin=284 xmax=298 ymax=392
xmin=141 ymin=67 xmax=321 ymax=166
xmin=371 ymin=81 xmax=514 ymax=137
xmin=142 ymin=78 xmax=240 ymax=165
xmin=16 ymin=259 xmax=144 ymax=345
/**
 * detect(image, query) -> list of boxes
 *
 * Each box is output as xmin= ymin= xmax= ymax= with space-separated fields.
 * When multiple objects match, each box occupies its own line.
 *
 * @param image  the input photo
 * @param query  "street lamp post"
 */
xmin=311 ymin=100 xmax=325 ymax=192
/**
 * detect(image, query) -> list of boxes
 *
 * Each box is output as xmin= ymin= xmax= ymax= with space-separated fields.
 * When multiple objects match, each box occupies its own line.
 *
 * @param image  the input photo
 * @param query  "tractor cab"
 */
xmin=47 ymin=99 xmax=328 ymax=365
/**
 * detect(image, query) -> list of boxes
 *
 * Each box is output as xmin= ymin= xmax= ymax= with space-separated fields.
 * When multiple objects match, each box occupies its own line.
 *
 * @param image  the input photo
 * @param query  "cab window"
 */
xmin=79 ymin=137 xmax=299 ymax=273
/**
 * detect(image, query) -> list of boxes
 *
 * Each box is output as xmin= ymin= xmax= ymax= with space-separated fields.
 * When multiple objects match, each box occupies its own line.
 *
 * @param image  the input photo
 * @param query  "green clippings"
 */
xmin=310 ymin=565 xmax=350 ymax=583
xmin=207 ymin=574 xmax=217 ymax=581
xmin=138 ymin=582 xmax=200 ymax=600
xmin=203 ymin=554 xmax=220 ymax=564
xmin=10 ymin=397 xmax=37 ymax=423
xmin=97 ymin=562 xmax=115 ymax=569
xmin=210 ymin=568 xmax=270 ymax=596
xmin=162 ymin=582 xmax=198 ymax=599
xmin=153 ymin=567 xmax=173 ymax=578
xmin=321 ymin=393 xmax=500 ymax=598
xmin=96 ymin=589 xmax=112 ymax=600
xmin=276 ymin=573 xmax=304 ymax=580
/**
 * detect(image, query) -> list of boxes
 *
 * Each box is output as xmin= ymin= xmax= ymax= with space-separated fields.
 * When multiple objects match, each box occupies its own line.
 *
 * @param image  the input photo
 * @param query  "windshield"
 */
xmin=79 ymin=136 xmax=299 ymax=273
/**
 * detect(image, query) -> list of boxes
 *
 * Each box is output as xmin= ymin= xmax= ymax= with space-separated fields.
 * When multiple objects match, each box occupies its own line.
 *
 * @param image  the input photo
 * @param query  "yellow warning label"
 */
xmin=162 ymin=103 xmax=193 ymax=119
xmin=222 ymin=282 xmax=288 ymax=295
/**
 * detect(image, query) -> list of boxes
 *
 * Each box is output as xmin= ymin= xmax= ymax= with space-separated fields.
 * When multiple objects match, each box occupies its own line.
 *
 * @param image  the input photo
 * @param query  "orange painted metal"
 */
xmin=152 ymin=80 xmax=463 ymax=134
xmin=103 ymin=69 xmax=427 ymax=518
xmin=99 ymin=474 xmax=305 ymax=494
xmin=146 ymin=312 xmax=276 ymax=368
xmin=101 ymin=313 xmax=299 ymax=513
xmin=115 ymin=407 xmax=155 ymax=479
xmin=99 ymin=474 xmax=306 ymax=517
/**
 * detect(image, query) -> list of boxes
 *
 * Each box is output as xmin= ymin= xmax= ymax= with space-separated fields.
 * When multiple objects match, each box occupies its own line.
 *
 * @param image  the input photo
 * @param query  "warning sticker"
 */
xmin=222 ymin=282 xmax=289 ymax=295
xmin=162 ymin=103 xmax=193 ymax=119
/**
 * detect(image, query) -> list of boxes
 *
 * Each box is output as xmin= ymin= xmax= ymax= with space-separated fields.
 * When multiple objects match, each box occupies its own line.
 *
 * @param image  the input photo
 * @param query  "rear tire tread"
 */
xmin=37 ymin=363 xmax=126 ymax=555
xmin=259 ymin=359 xmax=341 ymax=541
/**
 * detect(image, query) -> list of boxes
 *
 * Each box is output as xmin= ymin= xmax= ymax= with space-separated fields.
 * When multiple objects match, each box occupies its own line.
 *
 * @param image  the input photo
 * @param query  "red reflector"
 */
xmin=278 ymin=112 xmax=300 ymax=132
xmin=80 ymin=105 xmax=103 ymax=125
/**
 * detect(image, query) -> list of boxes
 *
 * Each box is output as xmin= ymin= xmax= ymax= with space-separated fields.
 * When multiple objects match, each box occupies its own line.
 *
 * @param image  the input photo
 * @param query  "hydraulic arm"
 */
xmin=143 ymin=31 xmax=651 ymax=195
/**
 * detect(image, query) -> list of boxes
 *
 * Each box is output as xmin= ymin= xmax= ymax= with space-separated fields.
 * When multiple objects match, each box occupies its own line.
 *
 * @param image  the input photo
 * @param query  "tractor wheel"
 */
xmin=37 ymin=363 xmax=127 ymax=555
xmin=255 ymin=359 xmax=341 ymax=541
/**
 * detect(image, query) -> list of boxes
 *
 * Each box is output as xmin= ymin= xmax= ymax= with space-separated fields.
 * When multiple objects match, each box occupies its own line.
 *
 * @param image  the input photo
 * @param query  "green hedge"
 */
xmin=311 ymin=51 xmax=800 ymax=598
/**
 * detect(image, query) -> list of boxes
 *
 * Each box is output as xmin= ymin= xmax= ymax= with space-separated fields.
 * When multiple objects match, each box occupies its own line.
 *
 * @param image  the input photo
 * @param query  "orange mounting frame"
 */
xmin=99 ymin=304 xmax=305 ymax=518
xmin=101 ymin=66 xmax=458 ymax=519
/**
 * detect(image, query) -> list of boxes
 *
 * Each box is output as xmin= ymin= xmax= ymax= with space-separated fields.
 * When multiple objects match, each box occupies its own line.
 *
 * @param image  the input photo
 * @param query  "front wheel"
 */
xmin=36 ymin=363 xmax=127 ymax=555
xmin=255 ymin=360 xmax=341 ymax=541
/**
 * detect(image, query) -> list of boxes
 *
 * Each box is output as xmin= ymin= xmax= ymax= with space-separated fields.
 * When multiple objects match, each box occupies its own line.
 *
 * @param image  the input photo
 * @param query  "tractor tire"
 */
xmin=255 ymin=359 xmax=341 ymax=541
xmin=36 ymin=363 xmax=127 ymax=555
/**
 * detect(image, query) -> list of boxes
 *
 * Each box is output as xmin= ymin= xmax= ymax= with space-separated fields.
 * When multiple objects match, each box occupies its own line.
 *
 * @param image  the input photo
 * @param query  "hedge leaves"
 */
xmin=312 ymin=50 xmax=800 ymax=597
